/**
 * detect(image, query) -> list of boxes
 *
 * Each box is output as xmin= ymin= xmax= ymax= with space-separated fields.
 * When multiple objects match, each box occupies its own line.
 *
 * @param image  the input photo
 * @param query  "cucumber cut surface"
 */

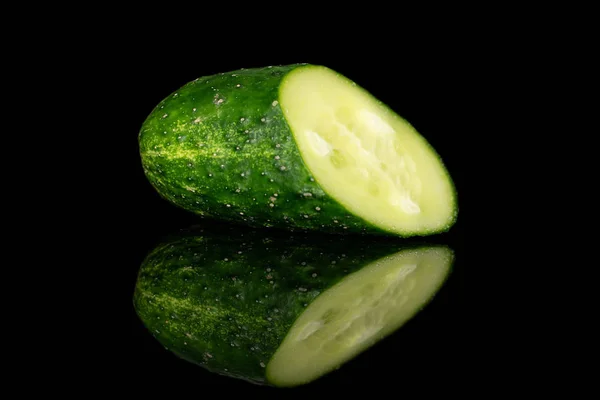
xmin=280 ymin=66 xmax=456 ymax=235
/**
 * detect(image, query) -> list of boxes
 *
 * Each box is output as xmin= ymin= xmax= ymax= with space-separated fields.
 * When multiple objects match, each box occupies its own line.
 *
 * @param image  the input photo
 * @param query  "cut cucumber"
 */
xmin=139 ymin=64 xmax=457 ymax=237
xmin=133 ymin=224 xmax=453 ymax=387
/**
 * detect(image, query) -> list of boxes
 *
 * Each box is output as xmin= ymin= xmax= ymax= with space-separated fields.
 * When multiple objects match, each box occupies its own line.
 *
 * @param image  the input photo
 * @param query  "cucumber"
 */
xmin=133 ymin=225 xmax=454 ymax=387
xmin=138 ymin=64 xmax=457 ymax=237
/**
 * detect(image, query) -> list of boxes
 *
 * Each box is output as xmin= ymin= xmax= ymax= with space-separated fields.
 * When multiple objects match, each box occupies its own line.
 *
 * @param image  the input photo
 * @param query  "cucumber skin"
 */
xmin=139 ymin=64 xmax=394 ymax=235
xmin=132 ymin=226 xmax=425 ymax=385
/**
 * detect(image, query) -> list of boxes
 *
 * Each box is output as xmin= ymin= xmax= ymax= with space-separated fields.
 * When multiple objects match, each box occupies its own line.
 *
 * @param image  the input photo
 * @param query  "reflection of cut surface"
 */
xmin=292 ymin=263 xmax=416 ymax=351
xmin=296 ymin=320 xmax=324 ymax=341
xmin=267 ymin=248 xmax=452 ymax=387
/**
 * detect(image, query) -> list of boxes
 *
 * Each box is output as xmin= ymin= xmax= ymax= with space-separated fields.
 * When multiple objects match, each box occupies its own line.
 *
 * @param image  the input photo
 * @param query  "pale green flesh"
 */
xmin=265 ymin=246 xmax=453 ymax=387
xmin=279 ymin=66 xmax=456 ymax=235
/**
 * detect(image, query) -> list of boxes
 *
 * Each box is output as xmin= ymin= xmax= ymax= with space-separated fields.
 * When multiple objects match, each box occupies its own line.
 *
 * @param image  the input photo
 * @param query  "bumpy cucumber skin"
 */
xmin=132 ymin=227 xmax=423 ymax=385
xmin=139 ymin=65 xmax=394 ymax=235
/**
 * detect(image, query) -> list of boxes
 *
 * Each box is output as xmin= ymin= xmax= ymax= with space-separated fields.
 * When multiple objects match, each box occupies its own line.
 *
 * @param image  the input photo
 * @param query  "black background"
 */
xmin=79 ymin=36 xmax=469 ymax=395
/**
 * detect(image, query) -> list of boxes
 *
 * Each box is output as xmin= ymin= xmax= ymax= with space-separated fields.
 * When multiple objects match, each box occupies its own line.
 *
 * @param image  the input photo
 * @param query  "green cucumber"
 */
xmin=138 ymin=64 xmax=457 ymax=237
xmin=133 ymin=225 xmax=453 ymax=387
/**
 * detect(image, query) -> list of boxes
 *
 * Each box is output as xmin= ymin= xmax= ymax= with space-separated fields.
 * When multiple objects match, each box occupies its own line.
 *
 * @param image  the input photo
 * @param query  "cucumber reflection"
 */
xmin=133 ymin=225 xmax=453 ymax=387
